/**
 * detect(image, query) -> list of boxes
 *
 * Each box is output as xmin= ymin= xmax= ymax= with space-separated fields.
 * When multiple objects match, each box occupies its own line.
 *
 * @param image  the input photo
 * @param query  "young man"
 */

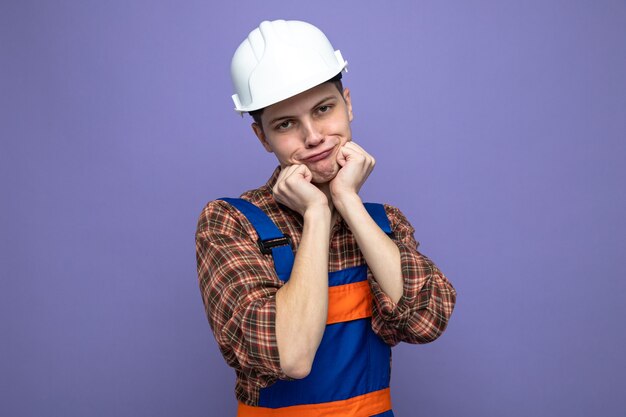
xmin=196 ymin=20 xmax=456 ymax=417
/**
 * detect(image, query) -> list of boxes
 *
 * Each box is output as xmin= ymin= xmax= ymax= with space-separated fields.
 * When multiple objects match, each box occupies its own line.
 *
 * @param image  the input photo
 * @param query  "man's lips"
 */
xmin=301 ymin=148 xmax=334 ymax=163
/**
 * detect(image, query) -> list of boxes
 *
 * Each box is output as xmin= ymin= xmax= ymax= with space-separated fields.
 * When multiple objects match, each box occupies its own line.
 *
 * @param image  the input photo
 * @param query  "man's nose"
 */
xmin=303 ymin=120 xmax=324 ymax=148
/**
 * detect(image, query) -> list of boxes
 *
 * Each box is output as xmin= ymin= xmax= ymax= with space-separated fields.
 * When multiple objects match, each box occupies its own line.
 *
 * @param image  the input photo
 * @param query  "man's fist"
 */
xmin=329 ymin=141 xmax=375 ymax=200
xmin=273 ymin=164 xmax=329 ymax=216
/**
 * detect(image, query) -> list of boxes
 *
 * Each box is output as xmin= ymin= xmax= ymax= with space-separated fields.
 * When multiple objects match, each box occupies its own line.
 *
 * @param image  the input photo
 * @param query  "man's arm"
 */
xmin=334 ymin=193 xmax=404 ymax=303
xmin=330 ymin=141 xmax=404 ymax=303
xmin=330 ymin=142 xmax=456 ymax=345
xmin=369 ymin=204 xmax=456 ymax=345
xmin=196 ymin=200 xmax=287 ymax=385
xmin=196 ymin=175 xmax=332 ymax=383
xmin=268 ymin=164 xmax=332 ymax=379
xmin=274 ymin=207 xmax=329 ymax=378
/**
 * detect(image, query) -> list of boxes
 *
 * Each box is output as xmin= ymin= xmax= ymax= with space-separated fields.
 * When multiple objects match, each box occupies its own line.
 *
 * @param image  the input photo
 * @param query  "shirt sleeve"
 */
xmin=195 ymin=200 xmax=289 ymax=387
xmin=368 ymin=204 xmax=457 ymax=346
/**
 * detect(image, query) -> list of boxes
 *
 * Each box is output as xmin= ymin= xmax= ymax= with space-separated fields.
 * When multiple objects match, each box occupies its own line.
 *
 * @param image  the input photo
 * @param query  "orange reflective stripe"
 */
xmin=237 ymin=387 xmax=391 ymax=417
xmin=327 ymin=280 xmax=372 ymax=325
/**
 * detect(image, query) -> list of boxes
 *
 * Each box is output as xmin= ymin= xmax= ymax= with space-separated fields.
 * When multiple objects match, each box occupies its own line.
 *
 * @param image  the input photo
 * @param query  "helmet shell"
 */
xmin=230 ymin=20 xmax=348 ymax=114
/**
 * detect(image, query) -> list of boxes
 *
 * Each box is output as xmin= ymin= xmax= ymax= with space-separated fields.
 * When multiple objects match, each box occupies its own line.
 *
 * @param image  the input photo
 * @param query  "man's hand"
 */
xmin=329 ymin=142 xmax=375 ymax=206
xmin=273 ymin=164 xmax=329 ymax=216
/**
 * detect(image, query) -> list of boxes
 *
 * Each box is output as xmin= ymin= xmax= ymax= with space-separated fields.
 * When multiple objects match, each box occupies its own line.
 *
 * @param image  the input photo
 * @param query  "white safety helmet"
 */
xmin=230 ymin=20 xmax=348 ymax=114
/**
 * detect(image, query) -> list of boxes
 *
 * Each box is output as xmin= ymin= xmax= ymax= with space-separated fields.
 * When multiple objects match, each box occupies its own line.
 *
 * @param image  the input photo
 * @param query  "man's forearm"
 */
xmin=335 ymin=194 xmax=404 ymax=303
xmin=275 ymin=206 xmax=331 ymax=379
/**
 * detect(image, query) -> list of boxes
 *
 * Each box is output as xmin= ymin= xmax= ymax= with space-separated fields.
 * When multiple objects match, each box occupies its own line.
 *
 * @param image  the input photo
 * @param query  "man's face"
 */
xmin=252 ymin=82 xmax=353 ymax=184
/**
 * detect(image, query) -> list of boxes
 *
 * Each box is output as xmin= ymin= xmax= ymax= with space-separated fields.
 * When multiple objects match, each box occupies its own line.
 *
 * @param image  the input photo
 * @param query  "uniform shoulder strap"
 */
xmin=219 ymin=198 xmax=294 ymax=282
xmin=363 ymin=202 xmax=394 ymax=237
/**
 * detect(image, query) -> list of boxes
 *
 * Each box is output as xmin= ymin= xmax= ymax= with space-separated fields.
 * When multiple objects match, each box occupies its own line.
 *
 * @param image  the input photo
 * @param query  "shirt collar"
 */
xmin=265 ymin=166 xmax=282 ymax=190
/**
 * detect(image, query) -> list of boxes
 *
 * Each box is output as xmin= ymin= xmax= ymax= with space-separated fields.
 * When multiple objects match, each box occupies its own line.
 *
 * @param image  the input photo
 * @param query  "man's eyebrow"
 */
xmin=267 ymin=96 xmax=338 ymax=126
xmin=268 ymin=114 xmax=292 ymax=126
xmin=311 ymin=95 xmax=337 ymax=109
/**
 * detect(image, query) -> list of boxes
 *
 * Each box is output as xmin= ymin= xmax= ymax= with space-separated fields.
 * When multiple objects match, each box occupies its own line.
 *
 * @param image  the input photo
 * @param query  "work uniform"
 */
xmin=195 ymin=167 xmax=456 ymax=415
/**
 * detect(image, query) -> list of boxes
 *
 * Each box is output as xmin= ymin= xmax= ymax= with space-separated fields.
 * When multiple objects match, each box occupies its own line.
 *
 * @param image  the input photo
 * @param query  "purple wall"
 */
xmin=2 ymin=1 xmax=625 ymax=416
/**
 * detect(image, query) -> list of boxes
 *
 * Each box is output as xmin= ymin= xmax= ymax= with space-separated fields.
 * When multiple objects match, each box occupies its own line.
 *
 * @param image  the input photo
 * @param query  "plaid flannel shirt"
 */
xmin=195 ymin=167 xmax=457 ymax=405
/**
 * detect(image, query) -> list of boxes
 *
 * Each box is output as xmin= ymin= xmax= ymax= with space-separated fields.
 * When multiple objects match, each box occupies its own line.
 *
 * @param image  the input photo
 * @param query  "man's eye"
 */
xmin=318 ymin=105 xmax=331 ymax=113
xmin=276 ymin=121 xmax=292 ymax=130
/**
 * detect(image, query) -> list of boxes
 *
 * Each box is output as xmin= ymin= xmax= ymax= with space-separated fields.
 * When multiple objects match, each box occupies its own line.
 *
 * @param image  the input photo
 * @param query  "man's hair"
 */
xmin=249 ymin=73 xmax=344 ymax=128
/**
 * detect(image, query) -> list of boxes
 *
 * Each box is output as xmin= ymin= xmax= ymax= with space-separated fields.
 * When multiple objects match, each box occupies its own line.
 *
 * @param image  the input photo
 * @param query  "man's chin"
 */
xmin=310 ymin=167 xmax=339 ymax=184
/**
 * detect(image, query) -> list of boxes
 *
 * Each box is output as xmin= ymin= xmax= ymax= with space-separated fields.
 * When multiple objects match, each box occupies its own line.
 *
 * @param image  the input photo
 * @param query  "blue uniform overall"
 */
xmin=221 ymin=198 xmax=395 ymax=417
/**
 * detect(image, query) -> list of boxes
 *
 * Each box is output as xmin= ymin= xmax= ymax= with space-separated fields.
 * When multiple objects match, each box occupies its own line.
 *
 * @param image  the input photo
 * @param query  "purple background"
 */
xmin=2 ymin=1 xmax=625 ymax=416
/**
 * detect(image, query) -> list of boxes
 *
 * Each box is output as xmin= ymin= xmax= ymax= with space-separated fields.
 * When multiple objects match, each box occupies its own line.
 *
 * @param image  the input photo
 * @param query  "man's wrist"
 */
xmin=332 ymin=192 xmax=362 ymax=216
xmin=303 ymin=203 xmax=332 ymax=223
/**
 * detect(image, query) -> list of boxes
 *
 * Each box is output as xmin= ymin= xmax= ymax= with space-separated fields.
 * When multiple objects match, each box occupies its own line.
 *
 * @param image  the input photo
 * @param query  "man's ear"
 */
xmin=251 ymin=122 xmax=273 ymax=153
xmin=343 ymin=87 xmax=354 ymax=122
